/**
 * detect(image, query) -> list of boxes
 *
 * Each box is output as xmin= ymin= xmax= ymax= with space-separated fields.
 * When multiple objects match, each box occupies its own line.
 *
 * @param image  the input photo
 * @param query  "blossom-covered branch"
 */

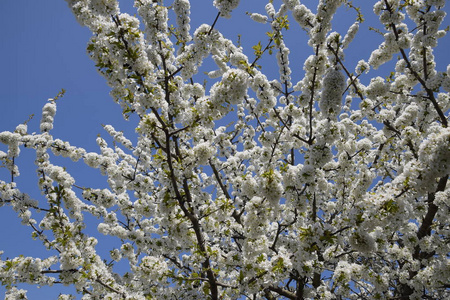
xmin=1 ymin=0 xmax=449 ymax=299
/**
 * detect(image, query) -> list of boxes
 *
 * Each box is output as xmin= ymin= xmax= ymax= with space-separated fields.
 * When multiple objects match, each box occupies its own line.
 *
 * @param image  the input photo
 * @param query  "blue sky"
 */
xmin=0 ymin=1 xmax=449 ymax=298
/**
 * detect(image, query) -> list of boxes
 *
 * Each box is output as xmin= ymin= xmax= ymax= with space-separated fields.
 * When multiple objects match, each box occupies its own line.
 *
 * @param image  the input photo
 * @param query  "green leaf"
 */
xmin=381 ymin=199 xmax=399 ymax=214
xmin=256 ymin=254 xmax=265 ymax=263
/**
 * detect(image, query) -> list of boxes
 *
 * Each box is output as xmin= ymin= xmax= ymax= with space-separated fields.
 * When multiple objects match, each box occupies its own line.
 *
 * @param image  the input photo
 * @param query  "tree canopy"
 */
xmin=1 ymin=0 xmax=449 ymax=299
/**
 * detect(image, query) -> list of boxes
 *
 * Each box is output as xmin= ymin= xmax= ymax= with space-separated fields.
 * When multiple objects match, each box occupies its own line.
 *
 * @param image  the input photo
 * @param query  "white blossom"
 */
xmin=342 ymin=22 xmax=359 ymax=49
xmin=320 ymin=68 xmax=346 ymax=119
xmin=292 ymin=4 xmax=315 ymax=30
xmin=365 ymin=76 xmax=390 ymax=99
xmin=213 ymin=0 xmax=240 ymax=19
xmin=418 ymin=127 xmax=450 ymax=191
xmin=250 ymin=13 xmax=267 ymax=24
xmin=40 ymin=100 xmax=56 ymax=132
xmin=210 ymin=69 xmax=248 ymax=106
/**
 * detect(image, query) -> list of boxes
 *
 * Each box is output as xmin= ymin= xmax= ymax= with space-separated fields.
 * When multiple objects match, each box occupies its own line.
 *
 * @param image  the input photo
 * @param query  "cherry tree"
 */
xmin=1 ymin=0 xmax=449 ymax=299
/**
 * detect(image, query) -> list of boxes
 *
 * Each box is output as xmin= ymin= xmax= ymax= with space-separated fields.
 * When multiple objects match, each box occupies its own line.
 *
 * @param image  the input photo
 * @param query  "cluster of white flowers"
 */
xmin=249 ymin=13 xmax=267 ymax=24
xmin=259 ymin=169 xmax=283 ymax=205
xmin=192 ymin=141 xmax=216 ymax=165
xmin=213 ymin=0 xmax=240 ymax=19
xmin=418 ymin=127 xmax=450 ymax=191
xmin=292 ymin=4 xmax=315 ymax=30
xmin=250 ymin=73 xmax=276 ymax=111
xmin=320 ymin=68 xmax=346 ymax=119
xmin=4 ymin=287 xmax=28 ymax=300
xmin=44 ymin=165 xmax=75 ymax=189
xmin=136 ymin=0 xmax=168 ymax=43
xmin=51 ymin=139 xmax=86 ymax=162
xmin=410 ymin=8 xmax=446 ymax=48
xmin=264 ymin=3 xmax=276 ymax=18
xmin=82 ymin=188 xmax=117 ymax=208
xmin=394 ymin=102 xmax=419 ymax=128
xmin=83 ymin=152 xmax=102 ymax=168
xmin=276 ymin=43 xmax=292 ymax=87
xmin=0 ymin=131 xmax=21 ymax=159
xmin=349 ymin=229 xmax=377 ymax=253
xmin=371 ymin=33 xmax=410 ymax=68
xmin=342 ymin=22 xmax=359 ymax=49
xmin=103 ymin=124 xmax=133 ymax=150
xmin=137 ymin=255 xmax=168 ymax=282
xmin=173 ymin=0 xmax=191 ymax=42
xmin=16 ymin=256 xmax=56 ymax=284
xmin=365 ymin=76 xmax=390 ymax=100
xmin=60 ymin=246 xmax=83 ymax=270
xmin=177 ymin=24 xmax=218 ymax=79
xmin=210 ymin=69 xmax=249 ymax=106
xmin=40 ymin=100 xmax=56 ymax=132
xmin=67 ymin=0 xmax=119 ymax=30
xmin=14 ymin=123 xmax=27 ymax=135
